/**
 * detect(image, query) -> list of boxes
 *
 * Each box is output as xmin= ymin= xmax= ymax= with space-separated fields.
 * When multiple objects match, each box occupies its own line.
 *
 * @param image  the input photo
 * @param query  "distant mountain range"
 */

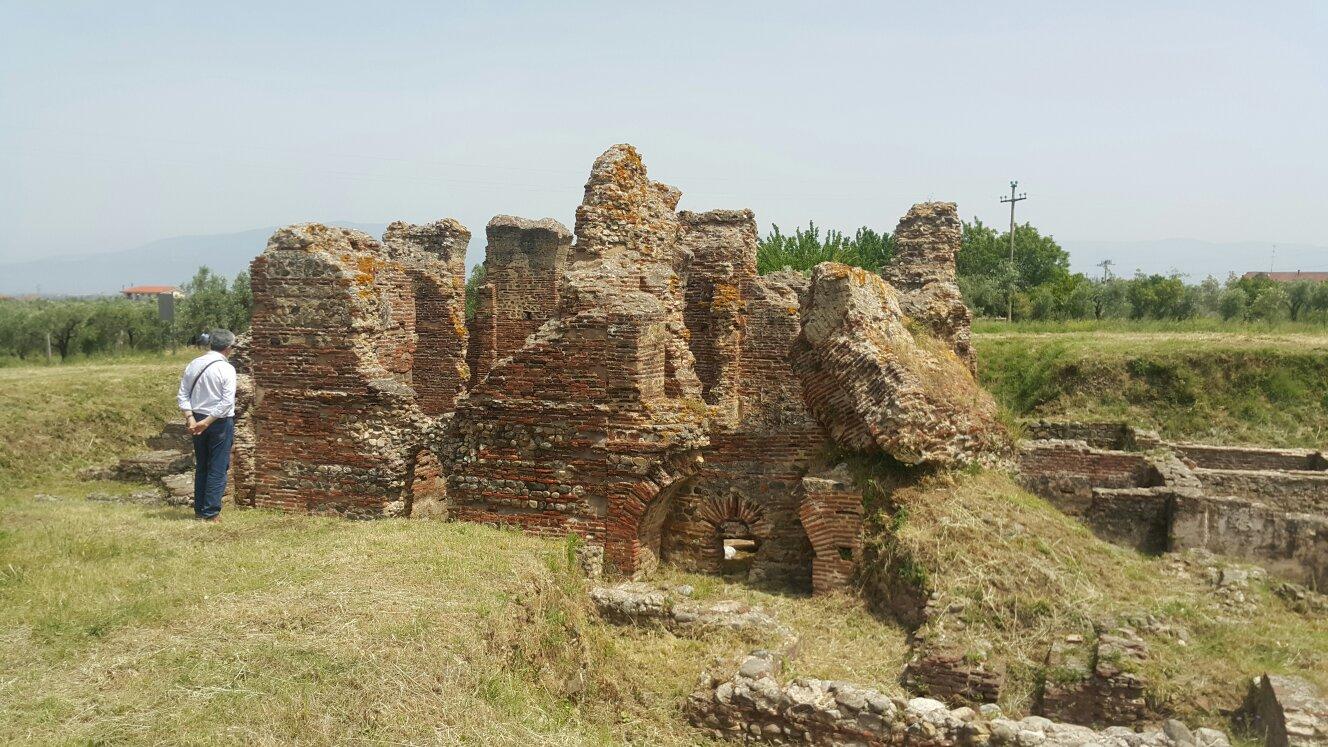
xmin=0 ymin=223 xmax=388 ymax=297
xmin=1 ymin=227 xmax=1323 ymax=296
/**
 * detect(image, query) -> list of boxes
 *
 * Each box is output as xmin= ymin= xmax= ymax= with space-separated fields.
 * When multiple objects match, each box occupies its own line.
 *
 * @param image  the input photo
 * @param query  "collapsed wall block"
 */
xmin=792 ymin=263 xmax=1006 ymax=468
xmin=466 ymin=216 xmax=571 ymax=384
xmin=883 ymin=201 xmax=974 ymax=371
xmin=248 ymin=223 xmax=446 ymax=517
xmin=443 ymin=145 xmax=709 ymax=576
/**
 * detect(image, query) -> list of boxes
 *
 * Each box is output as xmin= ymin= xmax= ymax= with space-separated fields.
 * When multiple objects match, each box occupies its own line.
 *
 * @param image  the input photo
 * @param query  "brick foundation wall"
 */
xmin=1018 ymin=441 xmax=1158 ymax=514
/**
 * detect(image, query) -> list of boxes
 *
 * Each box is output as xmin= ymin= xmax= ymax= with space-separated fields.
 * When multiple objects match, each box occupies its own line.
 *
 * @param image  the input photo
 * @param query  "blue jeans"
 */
xmin=191 ymin=414 xmax=234 ymax=518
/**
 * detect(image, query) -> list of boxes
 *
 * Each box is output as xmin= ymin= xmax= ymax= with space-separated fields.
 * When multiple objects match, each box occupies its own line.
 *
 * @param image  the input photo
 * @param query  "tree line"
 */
xmin=5 ymin=223 xmax=1325 ymax=364
xmin=0 ymin=268 xmax=252 ymax=362
xmin=756 ymin=219 xmax=1328 ymax=323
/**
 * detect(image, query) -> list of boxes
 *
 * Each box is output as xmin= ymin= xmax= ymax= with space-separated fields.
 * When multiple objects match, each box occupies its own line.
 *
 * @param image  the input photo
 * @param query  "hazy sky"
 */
xmin=1 ymin=1 xmax=1325 ymax=269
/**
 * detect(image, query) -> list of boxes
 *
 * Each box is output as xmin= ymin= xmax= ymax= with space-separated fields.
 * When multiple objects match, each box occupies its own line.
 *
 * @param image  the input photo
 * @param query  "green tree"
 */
xmin=1249 ymin=283 xmax=1290 ymax=322
xmin=464 ymin=264 xmax=487 ymax=320
xmin=1312 ymin=283 xmax=1328 ymax=323
xmin=37 ymin=302 xmax=88 ymax=361
xmin=1286 ymin=280 xmax=1315 ymax=321
xmin=957 ymin=218 xmax=1070 ymax=318
xmin=756 ymin=222 xmax=894 ymax=275
xmin=1218 ymin=287 xmax=1249 ymax=321
xmin=176 ymin=267 xmax=251 ymax=342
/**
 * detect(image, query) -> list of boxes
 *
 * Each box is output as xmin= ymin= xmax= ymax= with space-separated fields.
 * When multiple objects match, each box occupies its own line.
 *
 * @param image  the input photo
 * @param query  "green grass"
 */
xmin=0 ymin=356 xmax=186 ymax=493
xmin=974 ymin=326 xmax=1328 ymax=447
xmin=2 ymin=340 xmax=1325 ymax=742
xmin=0 ymin=359 xmax=911 ymax=744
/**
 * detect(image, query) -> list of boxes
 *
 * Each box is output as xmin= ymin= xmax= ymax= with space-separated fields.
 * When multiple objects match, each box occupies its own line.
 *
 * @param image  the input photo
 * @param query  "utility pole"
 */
xmin=1097 ymin=259 xmax=1114 ymax=280
xmin=1000 ymin=181 xmax=1028 ymax=321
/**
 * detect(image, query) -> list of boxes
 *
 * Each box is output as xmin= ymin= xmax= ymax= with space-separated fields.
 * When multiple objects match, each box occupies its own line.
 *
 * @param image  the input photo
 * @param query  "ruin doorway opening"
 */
xmin=718 ymin=518 xmax=760 ymax=576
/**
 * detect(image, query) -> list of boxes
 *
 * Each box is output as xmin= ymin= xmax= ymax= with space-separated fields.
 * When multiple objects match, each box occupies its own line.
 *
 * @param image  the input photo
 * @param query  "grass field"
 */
xmin=975 ymin=324 xmax=1328 ymax=447
xmin=1 ymin=332 xmax=1325 ymax=743
xmin=0 ymin=358 xmax=910 ymax=744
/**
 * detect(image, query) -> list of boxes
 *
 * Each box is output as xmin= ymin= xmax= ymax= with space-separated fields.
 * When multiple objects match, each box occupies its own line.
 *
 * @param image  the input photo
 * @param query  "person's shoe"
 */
xmin=203 ymin=515 xmax=221 ymax=523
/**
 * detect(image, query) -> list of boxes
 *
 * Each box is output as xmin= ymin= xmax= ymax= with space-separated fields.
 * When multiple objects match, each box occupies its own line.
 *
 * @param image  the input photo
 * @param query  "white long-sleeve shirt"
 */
xmin=177 ymin=351 xmax=237 ymax=418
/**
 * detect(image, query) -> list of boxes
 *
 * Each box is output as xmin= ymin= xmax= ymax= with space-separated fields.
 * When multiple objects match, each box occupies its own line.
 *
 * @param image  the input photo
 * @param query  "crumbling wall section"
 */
xmin=443 ymin=145 xmax=709 ymax=575
xmin=799 ymin=466 xmax=864 ymax=594
xmin=466 ymin=216 xmax=571 ymax=384
xmin=381 ymin=219 xmax=471 ymax=414
xmin=882 ymin=202 xmax=974 ymax=371
xmin=248 ymin=224 xmax=435 ymax=517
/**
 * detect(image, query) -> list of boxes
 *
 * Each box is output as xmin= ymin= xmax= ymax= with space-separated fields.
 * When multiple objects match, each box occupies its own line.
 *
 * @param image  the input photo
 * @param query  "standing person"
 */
xmin=176 ymin=328 xmax=237 ymax=522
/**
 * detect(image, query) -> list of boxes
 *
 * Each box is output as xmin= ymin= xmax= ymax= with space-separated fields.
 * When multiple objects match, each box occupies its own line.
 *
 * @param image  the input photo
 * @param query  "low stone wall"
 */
xmin=1026 ymin=422 xmax=1162 ymax=452
xmin=686 ymin=651 xmax=1228 ymax=746
xmin=1174 ymin=444 xmax=1327 ymax=473
xmin=1195 ymin=468 xmax=1328 ymax=514
xmin=1169 ymin=493 xmax=1328 ymax=589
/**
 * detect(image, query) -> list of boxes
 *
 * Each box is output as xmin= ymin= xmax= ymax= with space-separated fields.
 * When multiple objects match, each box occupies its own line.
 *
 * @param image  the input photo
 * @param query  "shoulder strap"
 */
xmin=188 ymin=359 xmax=223 ymax=400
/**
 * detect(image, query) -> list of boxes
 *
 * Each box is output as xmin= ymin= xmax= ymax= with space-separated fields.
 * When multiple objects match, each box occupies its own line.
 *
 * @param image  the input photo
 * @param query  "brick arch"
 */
xmin=607 ymin=450 xmax=704 ymax=577
xmin=695 ymin=493 xmax=774 ymax=538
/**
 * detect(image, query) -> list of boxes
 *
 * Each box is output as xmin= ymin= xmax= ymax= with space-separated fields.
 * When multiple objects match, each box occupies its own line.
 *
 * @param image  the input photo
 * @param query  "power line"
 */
xmin=1000 ymin=181 xmax=1027 ymax=322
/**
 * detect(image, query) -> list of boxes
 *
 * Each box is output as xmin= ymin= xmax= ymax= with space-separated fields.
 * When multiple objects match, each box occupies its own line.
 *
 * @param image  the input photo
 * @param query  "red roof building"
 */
xmin=1241 ymin=271 xmax=1328 ymax=283
xmin=121 ymin=285 xmax=183 ymax=300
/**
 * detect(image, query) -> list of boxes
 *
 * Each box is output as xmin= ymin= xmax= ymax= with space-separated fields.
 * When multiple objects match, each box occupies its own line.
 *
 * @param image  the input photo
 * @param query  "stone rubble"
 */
xmin=589 ymin=582 xmax=795 ymax=643
xmin=687 ymin=650 xmax=1232 ymax=747
xmin=1238 ymin=674 xmax=1328 ymax=747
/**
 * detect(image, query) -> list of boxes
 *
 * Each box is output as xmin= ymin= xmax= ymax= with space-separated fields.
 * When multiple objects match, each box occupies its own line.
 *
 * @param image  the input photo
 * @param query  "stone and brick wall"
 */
xmin=238 ymin=144 xmax=1005 ymax=592
xmin=466 ymin=216 xmax=571 ymax=384
xmin=247 ymin=223 xmax=446 ymax=517
xmin=1175 ymin=443 xmax=1327 ymax=472
xmin=1018 ymin=423 xmax=1328 ymax=588
xmin=1018 ymin=441 xmax=1159 ymax=514
xmin=1169 ymin=493 xmax=1328 ymax=589
xmin=1195 ymin=468 xmax=1328 ymax=514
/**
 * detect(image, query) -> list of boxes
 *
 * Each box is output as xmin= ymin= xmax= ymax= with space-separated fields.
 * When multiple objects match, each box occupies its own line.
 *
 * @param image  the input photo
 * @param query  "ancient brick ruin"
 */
xmin=235 ymin=144 xmax=1004 ymax=590
xmin=1019 ymin=422 xmax=1328 ymax=589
